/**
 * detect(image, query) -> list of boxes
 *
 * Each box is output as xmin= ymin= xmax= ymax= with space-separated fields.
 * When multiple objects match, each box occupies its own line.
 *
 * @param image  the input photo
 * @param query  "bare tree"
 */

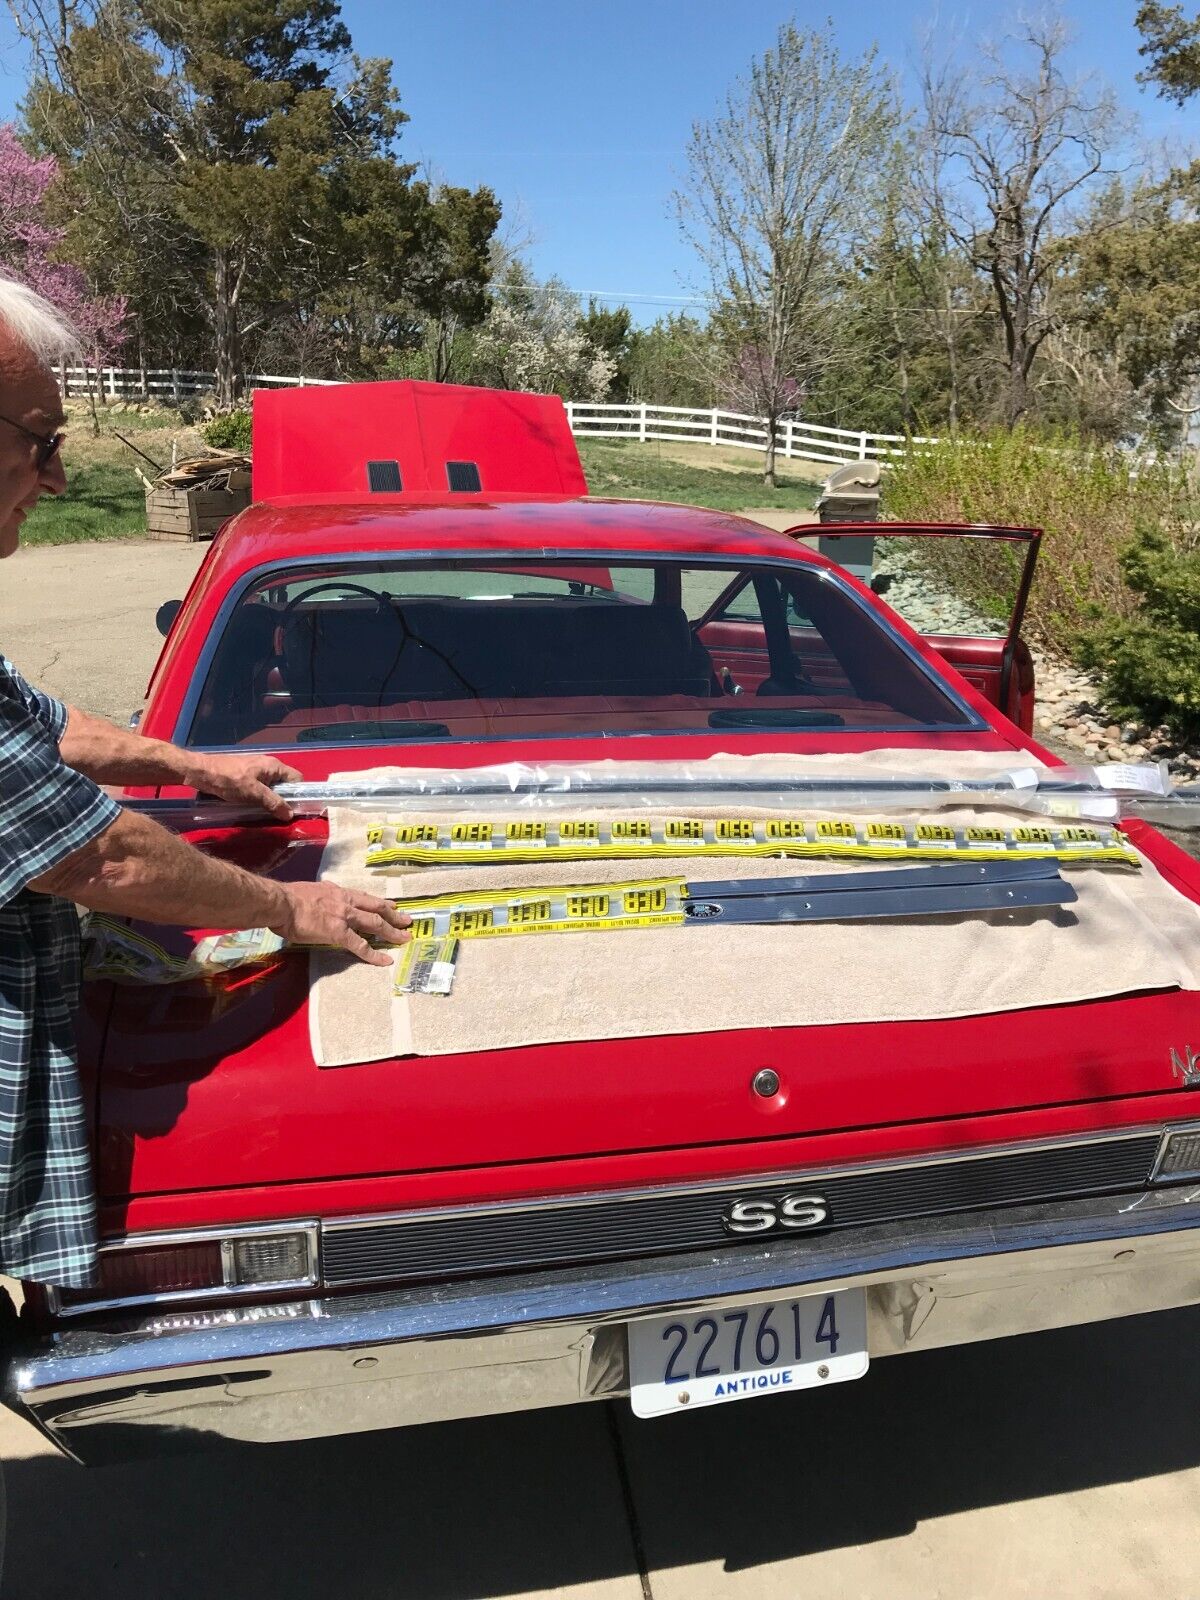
xmin=674 ymin=22 xmax=897 ymax=485
xmin=921 ymin=17 xmax=1124 ymax=428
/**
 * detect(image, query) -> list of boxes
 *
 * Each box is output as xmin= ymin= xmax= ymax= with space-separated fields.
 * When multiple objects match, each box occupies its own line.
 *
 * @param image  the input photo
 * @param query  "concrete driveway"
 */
xmin=3 ymin=539 xmax=1200 ymax=1597
xmin=4 ymin=1309 xmax=1200 ymax=1598
xmin=0 ymin=539 xmax=206 ymax=724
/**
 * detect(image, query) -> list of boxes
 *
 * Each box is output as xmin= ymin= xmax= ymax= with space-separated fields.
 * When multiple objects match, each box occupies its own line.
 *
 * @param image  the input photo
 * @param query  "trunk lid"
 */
xmin=94 ymin=821 xmax=1200 ymax=1201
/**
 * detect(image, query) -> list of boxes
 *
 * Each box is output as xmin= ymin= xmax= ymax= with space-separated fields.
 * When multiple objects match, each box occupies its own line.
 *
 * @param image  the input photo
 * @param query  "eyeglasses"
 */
xmin=0 ymin=413 xmax=64 ymax=470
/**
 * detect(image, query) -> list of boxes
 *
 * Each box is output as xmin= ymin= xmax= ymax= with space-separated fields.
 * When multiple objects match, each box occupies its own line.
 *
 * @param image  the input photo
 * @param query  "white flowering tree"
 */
xmin=472 ymin=263 xmax=615 ymax=399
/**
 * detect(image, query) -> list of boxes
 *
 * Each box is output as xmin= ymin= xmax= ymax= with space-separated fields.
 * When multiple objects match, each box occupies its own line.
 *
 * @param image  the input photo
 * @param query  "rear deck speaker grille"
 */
xmin=446 ymin=460 xmax=481 ymax=492
xmin=367 ymin=460 xmax=403 ymax=492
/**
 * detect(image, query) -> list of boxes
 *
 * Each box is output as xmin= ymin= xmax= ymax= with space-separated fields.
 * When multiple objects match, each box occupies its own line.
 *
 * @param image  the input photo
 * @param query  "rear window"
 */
xmin=183 ymin=557 xmax=976 ymax=747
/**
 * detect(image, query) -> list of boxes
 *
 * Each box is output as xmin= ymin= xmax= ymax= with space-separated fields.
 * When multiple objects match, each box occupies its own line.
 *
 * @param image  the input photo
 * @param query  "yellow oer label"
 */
xmin=816 ymin=820 xmax=856 ymax=839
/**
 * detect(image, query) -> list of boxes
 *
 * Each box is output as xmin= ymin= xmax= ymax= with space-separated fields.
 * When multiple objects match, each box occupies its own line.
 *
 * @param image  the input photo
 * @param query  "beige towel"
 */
xmin=309 ymin=753 xmax=1200 ymax=1066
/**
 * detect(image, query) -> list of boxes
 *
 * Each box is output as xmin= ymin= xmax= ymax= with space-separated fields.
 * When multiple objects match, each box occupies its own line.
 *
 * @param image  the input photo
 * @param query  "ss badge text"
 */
xmin=721 ymin=1193 xmax=829 ymax=1235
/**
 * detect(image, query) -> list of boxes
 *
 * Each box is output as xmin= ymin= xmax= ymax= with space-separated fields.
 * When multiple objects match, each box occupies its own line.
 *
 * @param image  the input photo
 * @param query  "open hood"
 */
xmin=251 ymin=379 xmax=588 ymax=502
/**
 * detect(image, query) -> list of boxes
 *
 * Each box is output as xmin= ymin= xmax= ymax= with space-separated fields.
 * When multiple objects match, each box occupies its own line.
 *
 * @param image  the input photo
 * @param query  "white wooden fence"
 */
xmin=52 ymin=365 xmax=930 ymax=467
xmin=51 ymin=364 xmax=339 ymax=404
xmin=564 ymin=402 xmax=938 ymax=466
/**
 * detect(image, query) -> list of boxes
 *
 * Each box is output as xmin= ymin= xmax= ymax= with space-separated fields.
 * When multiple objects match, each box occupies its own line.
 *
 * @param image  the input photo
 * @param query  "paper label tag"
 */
xmin=1096 ymin=763 xmax=1168 ymax=795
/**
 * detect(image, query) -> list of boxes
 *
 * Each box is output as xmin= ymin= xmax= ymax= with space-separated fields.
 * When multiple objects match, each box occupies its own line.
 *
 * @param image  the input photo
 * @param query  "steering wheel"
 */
xmin=277 ymin=581 xmax=406 ymax=704
xmin=278 ymin=580 xmax=399 ymax=629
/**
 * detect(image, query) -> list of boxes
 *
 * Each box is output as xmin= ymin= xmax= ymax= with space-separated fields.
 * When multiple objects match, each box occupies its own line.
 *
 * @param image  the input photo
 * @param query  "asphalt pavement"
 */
xmin=3 ymin=538 xmax=1200 ymax=1598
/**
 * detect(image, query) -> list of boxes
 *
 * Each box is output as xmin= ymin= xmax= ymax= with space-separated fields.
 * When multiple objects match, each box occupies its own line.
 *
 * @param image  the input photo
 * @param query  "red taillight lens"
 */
xmin=59 ymin=1241 xmax=224 ymax=1306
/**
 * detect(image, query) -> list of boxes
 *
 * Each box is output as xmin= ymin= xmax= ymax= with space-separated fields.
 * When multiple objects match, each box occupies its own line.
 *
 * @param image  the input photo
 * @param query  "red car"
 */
xmin=8 ymin=381 xmax=1200 ymax=1458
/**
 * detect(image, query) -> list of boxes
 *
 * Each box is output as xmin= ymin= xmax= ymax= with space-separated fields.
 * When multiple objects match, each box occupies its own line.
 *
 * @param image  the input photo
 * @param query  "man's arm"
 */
xmin=31 ymin=809 xmax=410 ymax=967
xmin=59 ymin=705 xmax=299 ymax=821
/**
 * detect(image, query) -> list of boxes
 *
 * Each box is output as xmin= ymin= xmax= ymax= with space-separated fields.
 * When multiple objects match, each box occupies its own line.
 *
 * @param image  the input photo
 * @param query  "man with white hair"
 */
xmin=0 ymin=278 xmax=410 ymax=1295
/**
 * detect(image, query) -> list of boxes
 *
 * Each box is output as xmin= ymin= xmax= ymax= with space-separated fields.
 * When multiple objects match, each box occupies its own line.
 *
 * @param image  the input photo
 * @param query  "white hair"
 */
xmin=0 ymin=276 xmax=82 ymax=367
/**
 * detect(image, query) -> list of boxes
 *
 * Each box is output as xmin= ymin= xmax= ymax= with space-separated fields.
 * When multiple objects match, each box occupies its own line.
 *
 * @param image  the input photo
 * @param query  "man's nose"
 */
xmin=38 ymin=452 xmax=67 ymax=496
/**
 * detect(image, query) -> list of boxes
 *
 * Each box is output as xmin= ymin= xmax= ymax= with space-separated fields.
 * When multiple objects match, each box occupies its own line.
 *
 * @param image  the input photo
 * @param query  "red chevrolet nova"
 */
xmin=9 ymin=382 xmax=1200 ymax=1459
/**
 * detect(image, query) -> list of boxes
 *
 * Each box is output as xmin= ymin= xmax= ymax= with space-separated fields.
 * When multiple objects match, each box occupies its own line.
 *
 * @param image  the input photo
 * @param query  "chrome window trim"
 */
xmin=321 ymin=1124 xmax=1166 ymax=1235
xmin=47 ymin=1220 xmax=320 ymax=1319
xmin=172 ymin=547 xmax=987 ymax=748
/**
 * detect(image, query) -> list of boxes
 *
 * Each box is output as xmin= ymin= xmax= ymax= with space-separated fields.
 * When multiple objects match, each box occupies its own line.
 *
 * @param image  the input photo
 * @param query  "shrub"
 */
xmin=202 ymin=409 xmax=252 ymax=452
xmin=882 ymin=427 xmax=1196 ymax=644
xmin=1080 ymin=528 xmax=1200 ymax=742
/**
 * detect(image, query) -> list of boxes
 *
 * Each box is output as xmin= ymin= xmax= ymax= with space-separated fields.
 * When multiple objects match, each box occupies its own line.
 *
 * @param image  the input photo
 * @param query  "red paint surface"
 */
xmin=251 ymin=380 xmax=587 ymax=501
xmin=101 ymin=488 xmax=1200 ymax=1243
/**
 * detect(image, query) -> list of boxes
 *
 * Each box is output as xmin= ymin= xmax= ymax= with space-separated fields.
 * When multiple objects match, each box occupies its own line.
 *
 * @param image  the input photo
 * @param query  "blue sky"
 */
xmin=0 ymin=1 xmax=1191 ymax=323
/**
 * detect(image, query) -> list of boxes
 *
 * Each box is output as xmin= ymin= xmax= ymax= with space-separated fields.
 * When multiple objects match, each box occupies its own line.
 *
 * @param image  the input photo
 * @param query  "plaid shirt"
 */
xmin=0 ymin=654 xmax=120 ymax=1286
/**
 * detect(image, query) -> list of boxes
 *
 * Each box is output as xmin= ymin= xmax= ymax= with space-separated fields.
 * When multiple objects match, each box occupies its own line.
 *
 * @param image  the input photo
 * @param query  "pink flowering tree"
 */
xmin=0 ymin=124 xmax=126 ymax=358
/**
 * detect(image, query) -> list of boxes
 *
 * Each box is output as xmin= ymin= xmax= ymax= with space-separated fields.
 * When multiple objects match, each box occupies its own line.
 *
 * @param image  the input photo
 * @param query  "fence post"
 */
xmin=785 ymin=419 xmax=794 ymax=459
xmin=639 ymin=402 xmax=647 ymax=443
xmin=858 ymin=431 xmax=868 ymax=461
xmin=566 ymin=401 xmax=574 ymax=432
xmin=298 ymin=373 xmax=306 ymax=387
xmin=710 ymin=409 xmax=718 ymax=445
xmin=171 ymin=369 xmax=180 ymax=406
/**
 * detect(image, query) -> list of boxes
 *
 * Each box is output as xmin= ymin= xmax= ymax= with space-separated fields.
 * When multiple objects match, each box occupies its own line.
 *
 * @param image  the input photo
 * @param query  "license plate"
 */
xmin=627 ymin=1289 xmax=868 ymax=1419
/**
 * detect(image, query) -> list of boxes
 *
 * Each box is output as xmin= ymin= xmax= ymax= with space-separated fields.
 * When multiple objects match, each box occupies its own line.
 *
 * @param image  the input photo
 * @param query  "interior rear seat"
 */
xmin=277 ymin=598 xmax=715 ymax=707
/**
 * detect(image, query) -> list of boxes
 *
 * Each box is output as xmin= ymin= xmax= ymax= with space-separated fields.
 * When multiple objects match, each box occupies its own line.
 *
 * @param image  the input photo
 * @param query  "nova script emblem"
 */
xmin=722 ymin=1193 xmax=829 ymax=1235
xmin=1170 ymin=1046 xmax=1200 ymax=1088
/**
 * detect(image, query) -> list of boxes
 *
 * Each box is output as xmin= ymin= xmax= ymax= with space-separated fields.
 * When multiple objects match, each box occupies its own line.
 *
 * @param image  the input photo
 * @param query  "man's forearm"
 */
xmin=30 ymin=809 xmax=288 ymax=930
xmin=58 ymin=706 xmax=198 ymax=788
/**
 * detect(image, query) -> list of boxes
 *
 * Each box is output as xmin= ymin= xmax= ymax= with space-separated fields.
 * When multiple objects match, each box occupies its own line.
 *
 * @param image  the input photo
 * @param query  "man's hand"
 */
xmin=188 ymin=753 xmax=302 ymax=822
xmin=270 ymin=882 xmax=412 ymax=967
xmin=61 ymin=706 xmax=301 ymax=821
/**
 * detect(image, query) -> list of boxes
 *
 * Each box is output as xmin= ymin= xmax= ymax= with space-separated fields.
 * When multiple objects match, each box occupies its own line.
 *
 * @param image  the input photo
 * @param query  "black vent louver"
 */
xmin=446 ymin=460 xmax=482 ymax=492
xmin=367 ymin=460 xmax=403 ymax=492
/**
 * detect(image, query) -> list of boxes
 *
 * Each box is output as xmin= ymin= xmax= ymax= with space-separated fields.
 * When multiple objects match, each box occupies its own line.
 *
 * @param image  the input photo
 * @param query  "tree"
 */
xmin=0 ymin=121 xmax=125 ymax=353
xmin=624 ymin=314 xmax=718 ymax=407
xmin=576 ymin=300 xmax=632 ymax=399
xmin=674 ymin=22 xmax=898 ymax=484
xmin=921 ymin=18 xmax=1123 ymax=428
xmin=14 ymin=0 xmax=498 ymax=402
xmin=1137 ymin=2 xmax=1200 ymax=102
xmin=470 ymin=262 xmax=614 ymax=399
xmin=1064 ymin=174 xmax=1200 ymax=434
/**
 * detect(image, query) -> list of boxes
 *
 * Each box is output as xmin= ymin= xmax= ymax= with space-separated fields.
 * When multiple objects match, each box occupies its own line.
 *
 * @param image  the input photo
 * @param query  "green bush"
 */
xmin=883 ymin=427 xmax=1196 ymax=644
xmin=202 ymin=409 xmax=252 ymax=452
xmin=1080 ymin=528 xmax=1200 ymax=742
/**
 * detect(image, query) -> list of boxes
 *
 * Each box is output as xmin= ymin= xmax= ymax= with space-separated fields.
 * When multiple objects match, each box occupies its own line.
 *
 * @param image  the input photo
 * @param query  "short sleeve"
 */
xmin=0 ymin=659 xmax=120 ymax=907
xmin=0 ymin=653 xmax=67 ymax=740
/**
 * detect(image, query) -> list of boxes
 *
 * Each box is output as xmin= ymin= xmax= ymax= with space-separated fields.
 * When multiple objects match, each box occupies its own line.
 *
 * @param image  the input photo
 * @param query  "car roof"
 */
xmin=198 ymin=494 xmax=827 ymax=589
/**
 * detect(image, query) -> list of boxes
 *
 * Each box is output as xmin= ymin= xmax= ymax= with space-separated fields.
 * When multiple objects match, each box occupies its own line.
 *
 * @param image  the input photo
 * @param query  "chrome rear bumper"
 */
xmin=10 ymin=1186 xmax=1200 ymax=1465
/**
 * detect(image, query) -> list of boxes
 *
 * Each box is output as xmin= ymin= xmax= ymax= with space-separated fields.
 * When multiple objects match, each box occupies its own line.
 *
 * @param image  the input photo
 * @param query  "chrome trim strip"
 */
xmin=321 ymin=1124 xmax=1166 ymax=1237
xmin=172 ymin=547 xmax=985 ymax=746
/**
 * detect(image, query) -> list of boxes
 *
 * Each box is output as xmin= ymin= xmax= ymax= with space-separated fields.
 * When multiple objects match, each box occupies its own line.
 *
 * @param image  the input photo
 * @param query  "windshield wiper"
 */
xmin=293 ymin=720 xmax=451 ymax=742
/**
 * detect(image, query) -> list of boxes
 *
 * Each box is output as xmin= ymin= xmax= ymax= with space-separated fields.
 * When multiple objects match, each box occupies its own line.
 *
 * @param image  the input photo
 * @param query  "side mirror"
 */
xmin=156 ymin=599 xmax=182 ymax=637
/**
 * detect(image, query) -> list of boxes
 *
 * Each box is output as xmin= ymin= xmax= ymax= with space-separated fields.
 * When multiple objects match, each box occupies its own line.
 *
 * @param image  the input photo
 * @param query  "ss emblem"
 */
xmin=722 ymin=1193 xmax=829 ymax=1235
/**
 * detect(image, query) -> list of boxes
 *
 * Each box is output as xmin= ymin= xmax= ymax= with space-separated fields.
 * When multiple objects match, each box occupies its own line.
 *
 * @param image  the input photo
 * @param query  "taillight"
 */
xmin=58 ymin=1241 xmax=223 ymax=1307
xmin=52 ymin=1225 xmax=318 ymax=1313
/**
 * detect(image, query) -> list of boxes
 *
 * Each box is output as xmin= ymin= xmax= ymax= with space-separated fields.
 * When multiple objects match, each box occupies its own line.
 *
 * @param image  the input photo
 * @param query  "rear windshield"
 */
xmin=183 ymin=558 xmax=976 ymax=747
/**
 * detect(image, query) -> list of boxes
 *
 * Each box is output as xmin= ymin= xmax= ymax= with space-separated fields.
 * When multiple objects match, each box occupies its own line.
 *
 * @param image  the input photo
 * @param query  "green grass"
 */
xmin=577 ymin=439 xmax=821 ymax=513
xmin=18 ymin=423 xmax=823 ymax=547
xmin=20 ymin=464 xmax=146 ymax=545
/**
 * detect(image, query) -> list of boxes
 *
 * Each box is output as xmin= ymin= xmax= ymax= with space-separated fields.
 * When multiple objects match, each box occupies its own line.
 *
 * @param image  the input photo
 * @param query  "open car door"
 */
xmin=798 ymin=521 xmax=1041 ymax=733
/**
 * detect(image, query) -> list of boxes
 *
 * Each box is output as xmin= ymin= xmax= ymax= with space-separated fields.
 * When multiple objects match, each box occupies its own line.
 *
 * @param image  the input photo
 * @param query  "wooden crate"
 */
xmin=144 ymin=478 xmax=251 ymax=542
